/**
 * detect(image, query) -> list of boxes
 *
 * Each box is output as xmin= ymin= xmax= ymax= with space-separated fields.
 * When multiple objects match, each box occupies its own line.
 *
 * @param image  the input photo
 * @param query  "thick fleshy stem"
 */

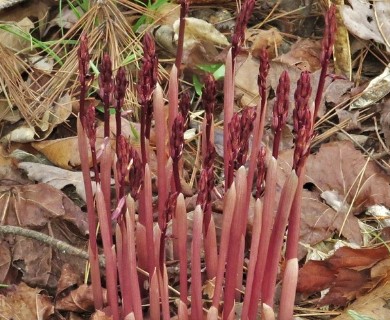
xmin=138 ymin=32 xmax=158 ymax=164
xmin=272 ymin=71 xmax=290 ymax=159
xmin=313 ymin=4 xmax=336 ymax=120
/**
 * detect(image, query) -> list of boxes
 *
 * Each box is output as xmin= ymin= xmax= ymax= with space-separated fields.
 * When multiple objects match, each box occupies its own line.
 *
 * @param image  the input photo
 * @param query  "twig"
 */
xmin=0 ymin=225 xmax=106 ymax=267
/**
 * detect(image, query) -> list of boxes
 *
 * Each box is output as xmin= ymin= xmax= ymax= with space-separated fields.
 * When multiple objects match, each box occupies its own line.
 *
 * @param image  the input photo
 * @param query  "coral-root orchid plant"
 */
xmin=77 ymin=3 xmax=336 ymax=320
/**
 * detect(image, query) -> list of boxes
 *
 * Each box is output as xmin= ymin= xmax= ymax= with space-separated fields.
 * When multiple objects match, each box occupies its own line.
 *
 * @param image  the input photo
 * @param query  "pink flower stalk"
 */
xmin=175 ymin=0 xmax=189 ymax=70
xmin=231 ymin=0 xmax=256 ymax=61
xmin=124 ymin=200 xmax=143 ymax=319
xmin=314 ymin=4 xmax=336 ymax=120
xmin=138 ymin=32 xmax=158 ymax=163
xmin=279 ymin=258 xmax=298 ymax=320
xmin=210 ymin=182 xmax=236 ymax=311
xmin=191 ymin=205 xmax=204 ymax=320
xmin=223 ymin=166 xmax=247 ymax=319
xmin=153 ymin=84 xmax=169 ymax=229
xmin=98 ymin=53 xmax=113 ymax=138
xmin=272 ymin=71 xmax=290 ymax=159
xmin=262 ymin=171 xmax=298 ymax=307
xmin=168 ymin=65 xmax=179 ymax=138
xmin=242 ymin=157 xmax=277 ymax=320
xmin=96 ymin=185 xmax=120 ymax=320
xmin=176 ymin=194 xmax=189 ymax=310
xmin=76 ymin=118 xmax=103 ymax=310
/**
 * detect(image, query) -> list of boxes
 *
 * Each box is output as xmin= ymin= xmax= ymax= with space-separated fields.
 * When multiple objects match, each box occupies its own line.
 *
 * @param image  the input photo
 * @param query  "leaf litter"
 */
xmin=0 ymin=0 xmax=390 ymax=318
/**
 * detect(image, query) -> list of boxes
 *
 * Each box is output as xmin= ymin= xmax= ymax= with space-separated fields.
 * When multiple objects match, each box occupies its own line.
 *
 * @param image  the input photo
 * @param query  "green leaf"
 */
xmin=348 ymin=310 xmax=376 ymax=320
xmin=192 ymin=74 xmax=203 ymax=96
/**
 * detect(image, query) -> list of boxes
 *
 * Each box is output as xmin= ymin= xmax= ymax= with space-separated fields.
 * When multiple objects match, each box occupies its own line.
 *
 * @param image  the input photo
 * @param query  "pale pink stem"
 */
xmin=95 ymin=185 xmax=120 ymax=320
xmin=191 ymin=205 xmax=204 ymax=319
xmin=176 ymin=193 xmax=188 ymax=305
xmin=241 ymin=199 xmax=262 ymax=314
xmin=160 ymin=264 xmax=170 ymax=320
xmin=262 ymin=304 xmax=276 ymax=320
xmin=286 ymin=168 xmax=306 ymax=260
xmin=223 ymin=166 xmax=247 ymax=319
xmin=178 ymin=300 xmax=189 ymax=320
xmin=243 ymin=157 xmax=278 ymax=320
xmin=279 ymin=258 xmax=298 ymax=320
xmin=149 ymin=268 xmax=160 ymax=318
xmin=143 ymin=164 xmax=156 ymax=275
xmin=115 ymin=224 xmax=130 ymax=316
xmin=211 ymin=183 xmax=236 ymax=309
xmin=153 ymin=84 xmax=168 ymax=230
xmin=76 ymin=117 xmax=103 ymax=309
xmin=223 ymin=49 xmax=234 ymax=190
xmin=168 ymin=65 xmax=178 ymax=138
xmin=125 ymin=198 xmax=143 ymax=320
xmin=100 ymin=142 xmax=113 ymax=242
xmin=262 ymin=171 xmax=298 ymax=307
xmin=204 ymin=215 xmax=218 ymax=279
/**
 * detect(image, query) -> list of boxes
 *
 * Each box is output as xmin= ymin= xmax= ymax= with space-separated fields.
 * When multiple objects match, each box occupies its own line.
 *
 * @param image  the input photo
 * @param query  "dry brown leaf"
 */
xmin=297 ymin=246 xmax=389 ymax=306
xmin=0 ymin=183 xmax=88 ymax=287
xmin=0 ymin=17 xmax=34 ymax=52
xmin=341 ymin=0 xmax=390 ymax=52
xmin=56 ymin=263 xmax=82 ymax=298
xmin=0 ymin=282 xmax=54 ymax=318
xmin=56 ymin=284 xmax=105 ymax=312
xmin=305 ymin=141 xmax=390 ymax=214
xmin=333 ymin=279 xmax=390 ymax=319
xmin=273 ymin=38 xmax=322 ymax=72
xmin=248 ymin=28 xmax=283 ymax=59
xmin=18 ymin=162 xmax=93 ymax=201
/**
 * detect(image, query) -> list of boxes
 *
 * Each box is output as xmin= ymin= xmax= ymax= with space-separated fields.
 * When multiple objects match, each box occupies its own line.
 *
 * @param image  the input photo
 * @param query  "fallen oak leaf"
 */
xmin=18 ymin=161 xmax=102 ymax=202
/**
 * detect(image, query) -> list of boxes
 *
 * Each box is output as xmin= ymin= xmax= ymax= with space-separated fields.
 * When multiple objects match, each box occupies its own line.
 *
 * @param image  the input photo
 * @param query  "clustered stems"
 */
xmin=76 ymin=4 xmax=336 ymax=320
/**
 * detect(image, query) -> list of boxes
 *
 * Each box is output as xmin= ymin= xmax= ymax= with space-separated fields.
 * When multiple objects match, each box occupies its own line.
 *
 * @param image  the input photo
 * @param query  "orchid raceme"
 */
xmin=76 ymin=4 xmax=337 ymax=319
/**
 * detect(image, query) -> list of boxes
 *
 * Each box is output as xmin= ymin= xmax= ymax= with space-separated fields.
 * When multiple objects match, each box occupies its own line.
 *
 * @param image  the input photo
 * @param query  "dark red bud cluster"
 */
xmin=202 ymin=74 xmax=216 ymax=119
xmin=255 ymin=147 xmax=266 ymax=199
xmin=170 ymin=113 xmax=185 ymax=162
xmin=272 ymin=71 xmax=290 ymax=132
xmin=137 ymin=33 xmax=158 ymax=107
xmin=231 ymin=0 xmax=256 ymax=60
xmin=293 ymin=71 xmax=312 ymax=134
xmin=293 ymin=72 xmax=313 ymax=173
xmin=116 ymin=135 xmax=130 ymax=196
xmin=129 ymin=147 xmax=143 ymax=200
xmin=258 ymin=48 xmax=270 ymax=95
xmin=114 ymin=67 xmax=128 ymax=112
xmin=228 ymin=107 xmax=256 ymax=170
xmin=98 ymin=53 xmax=113 ymax=105
xmin=78 ymin=33 xmax=90 ymax=88
xmin=321 ymin=5 xmax=336 ymax=65
xmin=237 ymin=108 xmax=256 ymax=167
xmin=179 ymin=91 xmax=190 ymax=128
